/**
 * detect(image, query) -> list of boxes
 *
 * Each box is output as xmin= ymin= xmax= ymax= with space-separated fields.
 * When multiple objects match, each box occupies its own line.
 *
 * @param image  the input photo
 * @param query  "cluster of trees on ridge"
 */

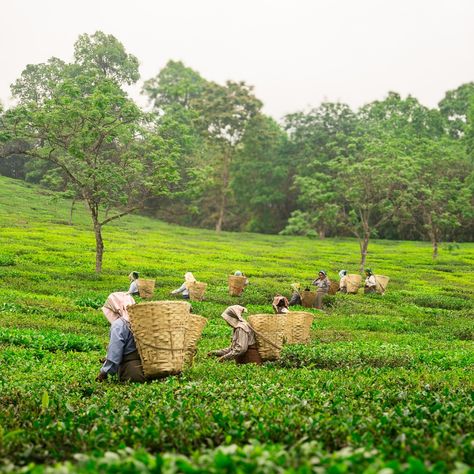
xmin=0 ymin=32 xmax=473 ymax=272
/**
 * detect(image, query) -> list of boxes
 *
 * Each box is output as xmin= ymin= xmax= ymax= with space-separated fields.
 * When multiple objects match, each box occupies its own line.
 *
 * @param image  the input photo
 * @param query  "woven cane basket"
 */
xmin=228 ymin=275 xmax=247 ymax=296
xmin=346 ymin=274 xmax=362 ymax=294
xmin=248 ymin=314 xmax=286 ymax=361
xmin=128 ymin=301 xmax=191 ymax=377
xmin=328 ymin=280 xmax=339 ymax=295
xmin=285 ymin=311 xmax=314 ymax=344
xmin=375 ymin=275 xmax=390 ymax=294
xmin=183 ymin=314 xmax=207 ymax=366
xmin=137 ymin=279 xmax=155 ymax=299
xmin=188 ymin=282 xmax=207 ymax=301
xmin=301 ymin=290 xmax=317 ymax=308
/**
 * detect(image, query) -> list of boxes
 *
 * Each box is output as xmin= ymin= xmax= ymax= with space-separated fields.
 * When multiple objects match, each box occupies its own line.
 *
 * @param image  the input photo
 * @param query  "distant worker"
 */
xmin=364 ymin=269 xmax=377 ymax=294
xmin=272 ymin=294 xmax=289 ymax=314
xmin=171 ymin=272 xmax=196 ymax=300
xmin=208 ymin=305 xmax=262 ymax=364
xmin=230 ymin=270 xmax=249 ymax=296
xmin=97 ymin=292 xmax=145 ymax=383
xmin=289 ymin=283 xmax=302 ymax=306
xmin=234 ymin=270 xmax=249 ymax=286
xmin=127 ymin=271 xmax=140 ymax=296
xmin=338 ymin=270 xmax=348 ymax=293
xmin=312 ymin=270 xmax=330 ymax=309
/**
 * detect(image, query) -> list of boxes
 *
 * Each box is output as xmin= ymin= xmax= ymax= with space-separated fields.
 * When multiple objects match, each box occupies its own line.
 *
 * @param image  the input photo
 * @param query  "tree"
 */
xmin=336 ymin=133 xmax=415 ymax=271
xmin=231 ymin=114 xmax=290 ymax=233
xmin=439 ymin=82 xmax=474 ymax=138
xmin=282 ymin=103 xmax=358 ymax=239
xmin=193 ymin=81 xmax=262 ymax=231
xmin=408 ymin=139 xmax=473 ymax=258
xmin=3 ymin=33 xmax=180 ymax=272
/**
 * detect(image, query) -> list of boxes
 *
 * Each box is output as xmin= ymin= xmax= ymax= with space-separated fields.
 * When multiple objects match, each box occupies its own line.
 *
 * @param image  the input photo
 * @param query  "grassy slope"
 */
xmin=0 ymin=176 xmax=473 ymax=472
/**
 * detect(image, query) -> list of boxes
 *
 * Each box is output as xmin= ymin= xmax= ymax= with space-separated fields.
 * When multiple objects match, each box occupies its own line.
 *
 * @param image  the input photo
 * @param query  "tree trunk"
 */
xmin=427 ymin=214 xmax=439 ymax=259
xmin=319 ymin=229 xmax=326 ymax=240
xmin=359 ymin=233 xmax=370 ymax=273
xmin=69 ymin=198 xmax=76 ymax=226
xmin=94 ymin=220 xmax=104 ymax=273
xmin=215 ymin=196 xmax=226 ymax=232
xmin=215 ymin=150 xmax=230 ymax=232
xmin=432 ymin=239 xmax=438 ymax=259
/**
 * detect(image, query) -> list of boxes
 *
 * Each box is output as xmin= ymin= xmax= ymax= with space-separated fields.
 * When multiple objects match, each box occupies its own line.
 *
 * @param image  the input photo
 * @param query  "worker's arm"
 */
xmin=219 ymin=328 xmax=249 ymax=361
xmin=209 ymin=346 xmax=232 ymax=357
xmin=99 ymin=321 xmax=128 ymax=377
xmin=171 ymin=282 xmax=187 ymax=294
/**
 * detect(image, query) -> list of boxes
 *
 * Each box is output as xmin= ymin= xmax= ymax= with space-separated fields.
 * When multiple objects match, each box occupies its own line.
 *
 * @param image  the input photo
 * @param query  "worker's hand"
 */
xmin=95 ymin=371 xmax=107 ymax=382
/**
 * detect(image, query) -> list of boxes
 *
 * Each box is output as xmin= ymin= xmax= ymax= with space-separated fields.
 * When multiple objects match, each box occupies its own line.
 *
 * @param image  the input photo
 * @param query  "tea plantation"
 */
xmin=0 ymin=176 xmax=473 ymax=473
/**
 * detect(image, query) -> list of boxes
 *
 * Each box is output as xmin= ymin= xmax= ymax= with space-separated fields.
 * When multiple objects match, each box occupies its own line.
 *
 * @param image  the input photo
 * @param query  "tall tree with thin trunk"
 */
xmin=193 ymin=81 xmax=262 ymax=231
xmin=3 ymin=32 xmax=181 ymax=272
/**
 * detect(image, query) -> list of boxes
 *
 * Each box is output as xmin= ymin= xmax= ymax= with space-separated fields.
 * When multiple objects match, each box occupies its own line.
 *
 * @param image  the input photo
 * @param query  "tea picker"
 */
xmin=127 ymin=271 xmax=140 ymax=296
xmin=364 ymin=269 xmax=377 ymax=294
xmin=312 ymin=270 xmax=330 ymax=309
xmin=208 ymin=305 xmax=262 ymax=365
xmin=272 ymin=294 xmax=289 ymax=314
xmin=171 ymin=272 xmax=196 ymax=299
xmin=97 ymin=292 xmax=145 ymax=383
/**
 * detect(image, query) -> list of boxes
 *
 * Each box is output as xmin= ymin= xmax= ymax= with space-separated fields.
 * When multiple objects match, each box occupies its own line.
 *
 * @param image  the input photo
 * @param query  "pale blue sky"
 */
xmin=1 ymin=0 xmax=473 ymax=118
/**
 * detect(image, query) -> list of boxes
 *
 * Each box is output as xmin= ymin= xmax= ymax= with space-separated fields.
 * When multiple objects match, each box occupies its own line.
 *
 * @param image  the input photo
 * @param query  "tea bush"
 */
xmin=0 ymin=176 xmax=473 ymax=472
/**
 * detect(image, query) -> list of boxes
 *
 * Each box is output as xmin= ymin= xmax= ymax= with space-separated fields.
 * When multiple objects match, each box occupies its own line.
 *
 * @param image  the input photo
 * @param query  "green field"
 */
xmin=0 ymin=175 xmax=473 ymax=473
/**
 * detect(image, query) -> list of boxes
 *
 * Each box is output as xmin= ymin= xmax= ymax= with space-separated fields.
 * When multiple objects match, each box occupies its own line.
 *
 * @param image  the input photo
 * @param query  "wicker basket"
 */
xmin=285 ymin=311 xmax=314 ymax=344
xmin=128 ymin=301 xmax=191 ymax=377
xmin=301 ymin=290 xmax=317 ymax=308
xmin=328 ymin=280 xmax=339 ymax=295
xmin=184 ymin=314 xmax=207 ymax=366
xmin=137 ymin=279 xmax=155 ymax=299
xmin=346 ymin=274 xmax=362 ymax=294
xmin=228 ymin=275 xmax=247 ymax=296
xmin=248 ymin=314 xmax=286 ymax=361
xmin=188 ymin=282 xmax=207 ymax=301
xmin=375 ymin=275 xmax=390 ymax=294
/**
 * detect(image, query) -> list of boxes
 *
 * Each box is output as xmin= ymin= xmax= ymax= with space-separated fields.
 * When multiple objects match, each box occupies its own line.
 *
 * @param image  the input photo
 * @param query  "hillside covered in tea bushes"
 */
xmin=0 ymin=176 xmax=473 ymax=473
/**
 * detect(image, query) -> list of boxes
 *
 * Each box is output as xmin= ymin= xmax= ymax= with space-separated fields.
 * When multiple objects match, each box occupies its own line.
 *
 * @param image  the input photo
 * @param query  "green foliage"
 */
xmin=0 ymin=176 xmax=473 ymax=472
xmin=3 ymin=32 xmax=184 ymax=272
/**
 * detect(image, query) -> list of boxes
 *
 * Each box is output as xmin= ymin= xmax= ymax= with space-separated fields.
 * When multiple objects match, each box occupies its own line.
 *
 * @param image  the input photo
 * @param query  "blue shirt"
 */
xmin=100 ymin=318 xmax=137 ymax=375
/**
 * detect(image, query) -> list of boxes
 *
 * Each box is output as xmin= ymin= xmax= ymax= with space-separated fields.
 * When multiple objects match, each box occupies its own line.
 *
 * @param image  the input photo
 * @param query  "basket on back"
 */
xmin=228 ymin=275 xmax=247 ymax=296
xmin=300 ymin=290 xmax=317 ymax=308
xmin=137 ymin=279 xmax=155 ymax=299
xmin=188 ymin=282 xmax=207 ymax=301
xmin=285 ymin=311 xmax=314 ymax=344
xmin=248 ymin=314 xmax=286 ymax=361
xmin=128 ymin=301 xmax=191 ymax=377
xmin=346 ymin=274 xmax=362 ymax=294
xmin=328 ymin=280 xmax=339 ymax=295
xmin=184 ymin=314 xmax=207 ymax=366
xmin=375 ymin=275 xmax=390 ymax=294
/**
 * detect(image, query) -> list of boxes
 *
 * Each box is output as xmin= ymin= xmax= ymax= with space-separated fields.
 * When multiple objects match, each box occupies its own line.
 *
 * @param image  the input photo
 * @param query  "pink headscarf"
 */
xmin=102 ymin=292 xmax=135 ymax=323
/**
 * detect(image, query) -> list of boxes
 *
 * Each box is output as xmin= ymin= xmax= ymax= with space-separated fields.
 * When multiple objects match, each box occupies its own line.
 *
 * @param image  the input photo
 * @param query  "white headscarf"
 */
xmin=184 ymin=272 xmax=196 ymax=289
xmin=102 ymin=292 xmax=135 ymax=323
xmin=221 ymin=305 xmax=248 ymax=329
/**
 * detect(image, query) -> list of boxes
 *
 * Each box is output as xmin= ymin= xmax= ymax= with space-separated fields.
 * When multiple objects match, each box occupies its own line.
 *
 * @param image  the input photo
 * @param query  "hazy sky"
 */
xmin=1 ymin=0 xmax=473 ymax=119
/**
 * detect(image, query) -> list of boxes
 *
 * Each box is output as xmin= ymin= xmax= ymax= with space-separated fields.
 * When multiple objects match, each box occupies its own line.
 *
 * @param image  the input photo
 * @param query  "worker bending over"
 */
xmin=96 ymin=293 xmax=145 ymax=383
xmin=208 ymin=305 xmax=262 ymax=364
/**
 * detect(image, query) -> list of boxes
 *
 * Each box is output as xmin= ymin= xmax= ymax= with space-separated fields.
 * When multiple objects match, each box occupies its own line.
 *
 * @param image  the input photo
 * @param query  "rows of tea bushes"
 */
xmin=0 ymin=177 xmax=473 ymax=472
